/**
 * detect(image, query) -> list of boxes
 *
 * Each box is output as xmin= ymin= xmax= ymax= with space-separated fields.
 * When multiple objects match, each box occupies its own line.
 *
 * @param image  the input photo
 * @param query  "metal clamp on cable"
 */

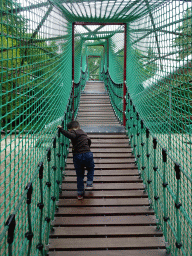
xmin=5 ymin=214 xmax=16 ymax=245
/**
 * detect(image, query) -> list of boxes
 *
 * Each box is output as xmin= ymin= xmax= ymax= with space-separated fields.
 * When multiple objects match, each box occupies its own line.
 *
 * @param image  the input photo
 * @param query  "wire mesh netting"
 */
xmin=125 ymin=2 xmax=192 ymax=255
xmin=0 ymin=0 xmax=192 ymax=256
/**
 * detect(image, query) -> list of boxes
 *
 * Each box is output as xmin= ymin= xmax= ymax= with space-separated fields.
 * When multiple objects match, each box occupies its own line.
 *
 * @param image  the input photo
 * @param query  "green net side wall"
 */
xmin=74 ymin=31 xmax=83 ymax=84
xmin=125 ymin=2 xmax=192 ymax=255
xmin=101 ymin=31 xmax=124 ymax=123
xmin=0 ymin=1 xmax=85 ymax=255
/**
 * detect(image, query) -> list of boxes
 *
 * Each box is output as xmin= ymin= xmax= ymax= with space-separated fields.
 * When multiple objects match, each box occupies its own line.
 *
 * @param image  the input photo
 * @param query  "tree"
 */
xmin=1 ymin=1 xmax=60 ymax=130
xmin=87 ymin=46 xmax=103 ymax=80
xmin=174 ymin=8 xmax=192 ymax=59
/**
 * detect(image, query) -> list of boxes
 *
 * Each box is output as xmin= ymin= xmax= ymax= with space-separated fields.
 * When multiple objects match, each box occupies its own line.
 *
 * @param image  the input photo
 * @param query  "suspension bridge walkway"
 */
xmin=1 ymin=1 xmax=192 ymax=256
xmin=48 ymin=81 xmax=166 ymax=255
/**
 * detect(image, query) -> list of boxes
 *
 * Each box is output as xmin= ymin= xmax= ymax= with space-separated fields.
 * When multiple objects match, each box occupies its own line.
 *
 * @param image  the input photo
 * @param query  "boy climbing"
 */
xmin=57 ymin=121 xmax=95 ymax=199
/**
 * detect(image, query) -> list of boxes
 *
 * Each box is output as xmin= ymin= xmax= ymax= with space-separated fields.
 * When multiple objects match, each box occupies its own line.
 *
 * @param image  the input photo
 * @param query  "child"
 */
xmin=57 ymin=121 xmax=94 ymax=200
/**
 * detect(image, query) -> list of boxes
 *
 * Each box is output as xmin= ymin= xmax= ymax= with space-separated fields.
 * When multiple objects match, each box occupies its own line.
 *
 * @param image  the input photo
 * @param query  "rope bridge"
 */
xmin=0 ymin=0 xmax=192 ymax=255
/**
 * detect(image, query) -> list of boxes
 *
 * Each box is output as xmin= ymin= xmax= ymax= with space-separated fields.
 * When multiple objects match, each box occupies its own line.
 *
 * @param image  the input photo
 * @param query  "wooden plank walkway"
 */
xmin=49 ymin=81 xmax=167 ymax=255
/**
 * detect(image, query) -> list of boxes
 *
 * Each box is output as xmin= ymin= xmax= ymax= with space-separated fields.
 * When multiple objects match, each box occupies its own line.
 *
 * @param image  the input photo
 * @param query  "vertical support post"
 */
xmin=162 ymin=148 xmax=169 ymax=244
xmin=45 ymin=148 xmax=51 ymax=248
xmin=6 ymin=214 xmax=16 ymax=256
xmin=123 ymin=23 xmax=127 ymax=126
xmin=51 ymin=137 xmax=57 ymax=229
xmin=60 ymin=120 xmax=65 ymax=179
xmin=153 ymin=137 xmax=160 ymax=229
xmin=146 ymin=128 xmax=151 ymax=204
xmin=136 ymin=112 xmax=141 ymax=172
xmin=72 ymin=22 xmax=75 ymax=120
xmin=132 ymin=105 xmax=137 ymax=157
xmin=175 ymin=163 xmax=182 ymax=253
xmin=107 ymin=39 xmax=109 ymax=71
xmin=25 ymin=183 xmax=33 ymax=256
xmin=106 ymin=39 xmax=109 ymax=91
xmin=37 ymin=162 xmax=44 ymax=255
xmin=57 ymin=129 xmax=62 ymax=194
xmin=141 ymin=120 xmax=146 ymax=185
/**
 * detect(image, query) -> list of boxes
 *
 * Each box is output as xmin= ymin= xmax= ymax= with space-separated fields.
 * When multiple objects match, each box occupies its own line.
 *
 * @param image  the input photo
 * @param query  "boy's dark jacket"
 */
xmin=59 ymin=128 xmax=91 ymax=154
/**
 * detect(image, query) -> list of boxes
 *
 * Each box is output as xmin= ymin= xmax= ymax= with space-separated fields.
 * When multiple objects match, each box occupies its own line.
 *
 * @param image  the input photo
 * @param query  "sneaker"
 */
xmin=77 ymin=194 xmax=83 ymax=200
xmin=86 ymin=184 xmax=93 ymax=190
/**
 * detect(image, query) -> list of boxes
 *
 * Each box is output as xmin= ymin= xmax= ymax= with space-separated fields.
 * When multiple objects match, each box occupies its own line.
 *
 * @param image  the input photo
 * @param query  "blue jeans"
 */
xmin=73 ymin=152 xmax=95 ymax=195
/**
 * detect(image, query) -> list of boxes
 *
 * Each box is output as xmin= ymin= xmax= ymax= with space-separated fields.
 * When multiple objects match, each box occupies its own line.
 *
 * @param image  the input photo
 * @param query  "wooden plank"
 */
xmin=54 ymin=206 xmax=152 ymax=216
xmin=79 ymin=103 xmax=111 ymax=105
xmin=67 ymin=153 xmax=133 ymax=158
xmin=54 ymin=215 xmax=156 ymax=226
xmin=65 ymin=163 xmax=137 ymax=169
xmin=62 ymin=183 xmax=144 ymax=190
xmin=64 ymin=176 xmax=142 ymax=183
xmin=64 ymin=169 xmax=138 ymax=176
xmin=49 ymin=237 xmax=165 ymax=249
xmin=87 ymin=134 xmax=127 ymax=138
xmin=68 ymin=147 xmax=132 ymax=152
xmin=49 ymin=250 xmax=168 ymax=256
xmin=61 ymin=190 xmax=147 ymax=198
xmin=69 ymin=144 xmax=130 ymax=148
xmin=50 ymin=226 xmax=162 ymax=237
xmin=78 ymin=122 xmax=119 ymax=124
xmin=89 ymin=139 xmax=129 ymax=143
xmin=78 ymin=114 xmax=115 ymax=116
xmin=85 ymin=148 xmax=132 ymax=153
xmin=66 ymin=158 xmax=135 ymax=164
xmin=57 ymin=198 xmax=150 ymax=207
xmin=77 ymin=117 xmax=117 ymax=120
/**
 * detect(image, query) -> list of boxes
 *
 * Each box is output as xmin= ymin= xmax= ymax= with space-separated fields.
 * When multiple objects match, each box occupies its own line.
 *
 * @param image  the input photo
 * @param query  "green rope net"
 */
xmin=1 ymin=1 xmax=192 ymax=255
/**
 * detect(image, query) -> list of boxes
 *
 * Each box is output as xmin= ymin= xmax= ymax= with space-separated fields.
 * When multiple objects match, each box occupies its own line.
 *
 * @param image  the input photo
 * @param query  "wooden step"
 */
xmin=62 ymin=183 xmax=144 ymax=190
xmin=53 ymin=215 xmax=156 ymax=226
xmin=64 ymin=169 xmax=138 ymax=175
xmin=67 ymin=153 xmax=133 ymax=158
xmin=54 ymin=205 xmax=152 ymax=215
xmin=66 ymin=158 xmax=135 ymax=164
xmin=65 ymin=163 xmax=137 ymax=170
xmin=60 ymin=190 xmax=147 ymax=198
xmin=64 ymin=176 xmax=141 ymax=183
xmin=49 ymin=237 xmax=165 ymax=250
xmin=49 ymin=250 xmax=168 ymax=256
xmin=56 ymin=198 xmax=150 ymax=207
xmin=50 ymin=226 xmax=162 ymax=237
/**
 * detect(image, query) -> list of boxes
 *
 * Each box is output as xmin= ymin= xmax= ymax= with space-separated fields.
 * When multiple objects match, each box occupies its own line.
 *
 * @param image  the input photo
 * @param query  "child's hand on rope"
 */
xmin=57 ymin=125 xmax=62 ymax=129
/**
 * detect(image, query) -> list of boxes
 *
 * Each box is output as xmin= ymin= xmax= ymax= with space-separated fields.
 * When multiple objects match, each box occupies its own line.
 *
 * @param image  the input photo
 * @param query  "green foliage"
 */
xmin=87 ymin=46 xmax=103 ymax=80
xmin=0 ymin=2 xmax=60 ymax=131
xmin=174 ymin=8 xmax=192 ymax=59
